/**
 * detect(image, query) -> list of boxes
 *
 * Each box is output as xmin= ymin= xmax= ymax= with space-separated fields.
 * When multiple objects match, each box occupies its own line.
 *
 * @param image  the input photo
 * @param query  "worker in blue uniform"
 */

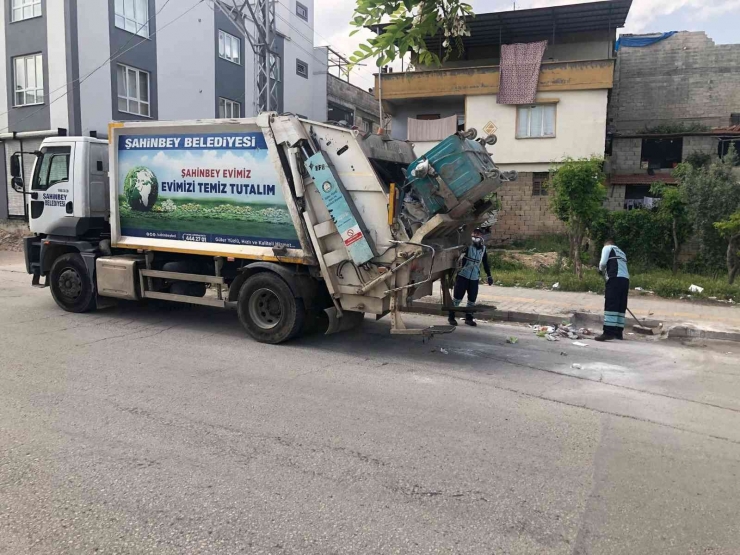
xmin=596 ymin=238 xmax=630 ymax=341
xmin=448 ymin=228 xmax=493 ymax=327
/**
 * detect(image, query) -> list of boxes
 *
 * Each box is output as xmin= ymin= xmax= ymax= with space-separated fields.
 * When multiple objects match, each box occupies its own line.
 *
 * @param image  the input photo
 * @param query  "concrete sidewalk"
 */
xmin=413 ymin=282 xmax=740 ymax=340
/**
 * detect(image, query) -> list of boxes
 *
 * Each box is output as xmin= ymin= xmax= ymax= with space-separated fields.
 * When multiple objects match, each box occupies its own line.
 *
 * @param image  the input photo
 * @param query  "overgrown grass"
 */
xmin=487 ymin=253 xmax=740 ymax=301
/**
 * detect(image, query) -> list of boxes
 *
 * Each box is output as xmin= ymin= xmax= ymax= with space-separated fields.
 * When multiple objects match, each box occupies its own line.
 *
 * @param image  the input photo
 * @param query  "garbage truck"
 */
xmin=12 ymin=113 xmax=516 ymax=343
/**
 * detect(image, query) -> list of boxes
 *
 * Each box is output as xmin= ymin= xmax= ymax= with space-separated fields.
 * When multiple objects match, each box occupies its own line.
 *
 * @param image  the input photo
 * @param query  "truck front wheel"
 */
xmin=237 ymin=272 xmax=305 ymax=344
xmin=49 ymin=253 xmax=96 ymax=313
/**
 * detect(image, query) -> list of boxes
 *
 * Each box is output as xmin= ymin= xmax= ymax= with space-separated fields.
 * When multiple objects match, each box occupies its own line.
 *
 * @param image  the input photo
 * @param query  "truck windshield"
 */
xmin=32 ymin=146 xmax=71 ymax=191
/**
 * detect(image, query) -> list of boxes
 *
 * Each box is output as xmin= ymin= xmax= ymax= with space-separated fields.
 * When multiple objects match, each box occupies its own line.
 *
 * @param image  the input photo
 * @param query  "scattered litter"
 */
xmin=689 ymin=284 xmax=705 ymax=294
xmin=531 ymin=323 xmax=594 ymax=342
xmin=552 ymin=282 xmax=560 ymax=289
xmin=628 ymin=333 xmax=635 ymax=335
xmin=506 ymin=337 xmax=519 ymax=344
xmin=635 ymin=287 xmax=644 ymax=291
xmin=571 ymin=363 xmax=582 ymax=369
xmin=572 ymin=342 xmax=588 ymax=347
xmin=709 ymin=296 xmax=717 ymax=300
xmin=439 ymin=348 xmax=449 ymax=355
xmin=560 ymin=352 xmax=568 ymax=356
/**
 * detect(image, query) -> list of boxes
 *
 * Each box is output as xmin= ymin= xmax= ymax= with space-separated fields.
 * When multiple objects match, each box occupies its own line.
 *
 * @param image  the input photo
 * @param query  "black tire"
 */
xmin=237 ymin=272 xmax=305 ymax=344
xmin=49 ymin=253 xmax=96 ymax=313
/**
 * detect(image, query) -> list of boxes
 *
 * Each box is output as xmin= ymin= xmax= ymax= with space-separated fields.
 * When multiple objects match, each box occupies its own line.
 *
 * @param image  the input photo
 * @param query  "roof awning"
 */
xmin=372 ymin=0 xmax=632 ymax=50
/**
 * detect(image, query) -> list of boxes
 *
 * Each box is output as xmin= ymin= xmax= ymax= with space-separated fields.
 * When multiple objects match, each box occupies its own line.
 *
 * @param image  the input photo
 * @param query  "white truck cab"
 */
xmin=21 ymin=137 xmax=110 ymax=237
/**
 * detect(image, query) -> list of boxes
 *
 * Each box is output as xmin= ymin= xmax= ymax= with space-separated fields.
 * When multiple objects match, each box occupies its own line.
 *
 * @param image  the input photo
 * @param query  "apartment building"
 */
xmin=374 ymin=0 xmax=631 ymax=240
xmin=607 ymin=31 xmax=740 ymax=210
xmin=0 ymin=0 xmax=329 ymax=218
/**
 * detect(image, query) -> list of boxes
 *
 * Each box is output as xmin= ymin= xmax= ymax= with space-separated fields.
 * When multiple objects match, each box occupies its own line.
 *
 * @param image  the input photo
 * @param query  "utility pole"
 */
xmin=213 ymin=0 xmax=278 ymax=114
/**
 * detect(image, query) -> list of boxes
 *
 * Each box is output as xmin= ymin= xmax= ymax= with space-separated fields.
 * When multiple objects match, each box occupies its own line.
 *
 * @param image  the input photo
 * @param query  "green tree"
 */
xmin=650 ymin=183 xmax=691 ymax=275
xmin=549 ymin=157 xmax=607 ymax=279
xmin=714 ymin=211 xmax=740 ymax=284
xmin=349 ymin=0 xmax=472 ymax=67
xmin=675 ymin=145 xmax=740 ymax=270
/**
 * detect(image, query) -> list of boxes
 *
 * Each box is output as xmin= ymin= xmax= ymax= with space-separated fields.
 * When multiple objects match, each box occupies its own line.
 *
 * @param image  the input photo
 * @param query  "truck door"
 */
xmin=28 ymin=145 xmax=75 ymax=235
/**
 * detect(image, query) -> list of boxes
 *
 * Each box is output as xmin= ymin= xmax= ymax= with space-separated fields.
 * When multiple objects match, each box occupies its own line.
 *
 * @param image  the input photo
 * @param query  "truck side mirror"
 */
xmin=11 ymin=176 xmax=24 ymax=193
xmin=10 ymin=153 xmax=21 ymax=178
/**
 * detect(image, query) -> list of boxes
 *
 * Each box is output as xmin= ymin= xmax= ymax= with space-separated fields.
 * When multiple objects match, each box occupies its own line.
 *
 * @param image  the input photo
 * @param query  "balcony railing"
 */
xmin=374 ymin=59 xmax=615 ymax=101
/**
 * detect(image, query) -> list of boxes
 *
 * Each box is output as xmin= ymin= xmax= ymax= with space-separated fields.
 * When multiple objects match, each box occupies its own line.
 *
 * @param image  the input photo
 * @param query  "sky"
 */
xmin=313 ymin=0 xmax=740 ymax=90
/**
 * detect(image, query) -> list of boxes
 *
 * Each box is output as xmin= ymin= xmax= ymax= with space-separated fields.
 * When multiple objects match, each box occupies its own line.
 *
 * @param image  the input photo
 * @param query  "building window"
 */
xmin=532 ymin=172 xmax=549 ymax=196
xmin=296 ymin=59 xmax=308 ymax=79
xmin=13 ymin=54 xmax=44 ymax=107
xmin=296 ymin=1 xmax=308 ymax=21
xmin=218 ymin=30 xmax=241 ymax=65
xmin=219 ymin=98 xmax=241 ymax=119
xmin=270 ymin=54 xmax=281 ymax=82
xmin=117 ymin=64 xmax=150 ymax=117
xmin=114 ymin=0 xmax=149 ymax=37
xmin=640 ymin=138 xmax=683 ymax=170
xmin=516 ymin=104 xmax=556 ymax=139
xmin=11 ymin=0 xmax=41 ymax=22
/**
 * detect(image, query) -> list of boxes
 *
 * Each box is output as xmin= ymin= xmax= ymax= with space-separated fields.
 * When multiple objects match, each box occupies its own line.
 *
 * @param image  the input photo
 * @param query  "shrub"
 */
xmin=590 ymin=209 xmax=675 ymax=270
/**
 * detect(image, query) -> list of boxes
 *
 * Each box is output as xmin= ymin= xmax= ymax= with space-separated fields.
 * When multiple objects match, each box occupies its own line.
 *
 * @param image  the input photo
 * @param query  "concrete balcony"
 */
xmin=374 ymin=59 xmax=615 ymax=101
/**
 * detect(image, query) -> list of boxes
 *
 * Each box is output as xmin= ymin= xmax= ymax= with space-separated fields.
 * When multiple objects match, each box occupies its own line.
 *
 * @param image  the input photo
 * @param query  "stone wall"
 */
xmin=609 ymin=32 xmax=740 ymax=133
xmin=494 ymin=173 xmax=566 ymax=241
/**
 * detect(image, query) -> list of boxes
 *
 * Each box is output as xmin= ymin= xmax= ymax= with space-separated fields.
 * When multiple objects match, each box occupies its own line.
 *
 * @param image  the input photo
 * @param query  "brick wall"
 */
xmin=683 ymin=136 xmax=719 ymax=160
xmin=494 ymin=173 xmax=566 ymax=241
xmin=609 ymin=32 xmax=740 ymax=133
xmin=605 ymin=183 xmax=626 ymax=212
xmin=611 ymin=138 xmax=642 ymax=173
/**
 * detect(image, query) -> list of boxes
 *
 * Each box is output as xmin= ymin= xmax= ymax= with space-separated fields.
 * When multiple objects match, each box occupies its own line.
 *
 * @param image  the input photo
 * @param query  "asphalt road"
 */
xmin=1 ymin=254 xmax=740 ymax=554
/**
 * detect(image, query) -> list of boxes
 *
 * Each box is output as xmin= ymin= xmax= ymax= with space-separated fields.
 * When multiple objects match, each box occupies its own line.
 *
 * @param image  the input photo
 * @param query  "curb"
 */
xmin=664 ymin=325 xmax=740 ymax=343
xmin=572 ymin=311 xmax=663 ymax=329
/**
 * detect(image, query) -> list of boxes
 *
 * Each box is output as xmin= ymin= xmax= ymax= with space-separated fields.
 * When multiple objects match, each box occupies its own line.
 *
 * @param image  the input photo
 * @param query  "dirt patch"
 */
xmin=505 ymin=251 xmax=559 ymax=270
xmin=0 ymin=223 xmax=28 ymax=252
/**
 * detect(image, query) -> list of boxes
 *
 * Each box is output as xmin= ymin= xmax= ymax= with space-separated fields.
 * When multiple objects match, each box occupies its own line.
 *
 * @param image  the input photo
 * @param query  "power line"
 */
xmin=0 ymin=0 xmax=204 ymax=134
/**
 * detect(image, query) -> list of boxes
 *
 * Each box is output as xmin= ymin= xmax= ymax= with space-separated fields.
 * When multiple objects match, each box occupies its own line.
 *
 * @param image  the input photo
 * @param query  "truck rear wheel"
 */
xmin=50 ymin=253 xmax=96 ymax=313
xmin=237 ymin=272 xmax=305 ymax=344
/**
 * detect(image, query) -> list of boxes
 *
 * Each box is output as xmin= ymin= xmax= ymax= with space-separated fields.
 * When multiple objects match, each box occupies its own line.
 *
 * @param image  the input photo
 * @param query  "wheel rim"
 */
xmin=58 ymin=268 xmax=83 ymax=301
xmin=248 ymin=288 xmax=283 ymax=330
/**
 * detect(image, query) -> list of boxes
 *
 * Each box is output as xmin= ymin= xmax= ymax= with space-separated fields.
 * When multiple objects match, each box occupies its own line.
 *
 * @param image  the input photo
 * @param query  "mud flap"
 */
xmin=325 ymin=307 xmax=365 ymax=335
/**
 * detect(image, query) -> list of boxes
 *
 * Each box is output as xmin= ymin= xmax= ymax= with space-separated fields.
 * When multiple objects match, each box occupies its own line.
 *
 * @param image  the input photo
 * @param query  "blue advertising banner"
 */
xmin=117 ymin=132 xmax=300 ymax=248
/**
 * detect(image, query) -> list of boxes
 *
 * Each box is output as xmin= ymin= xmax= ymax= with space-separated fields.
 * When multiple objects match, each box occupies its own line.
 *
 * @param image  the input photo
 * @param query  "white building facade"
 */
xmin=1 ymin=0 xmax=328 ymax=217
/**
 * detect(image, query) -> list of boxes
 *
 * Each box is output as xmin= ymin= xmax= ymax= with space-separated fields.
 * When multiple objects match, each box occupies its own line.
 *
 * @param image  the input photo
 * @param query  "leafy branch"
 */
xmin=349 ymin=0 xmax=473 ymax=68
